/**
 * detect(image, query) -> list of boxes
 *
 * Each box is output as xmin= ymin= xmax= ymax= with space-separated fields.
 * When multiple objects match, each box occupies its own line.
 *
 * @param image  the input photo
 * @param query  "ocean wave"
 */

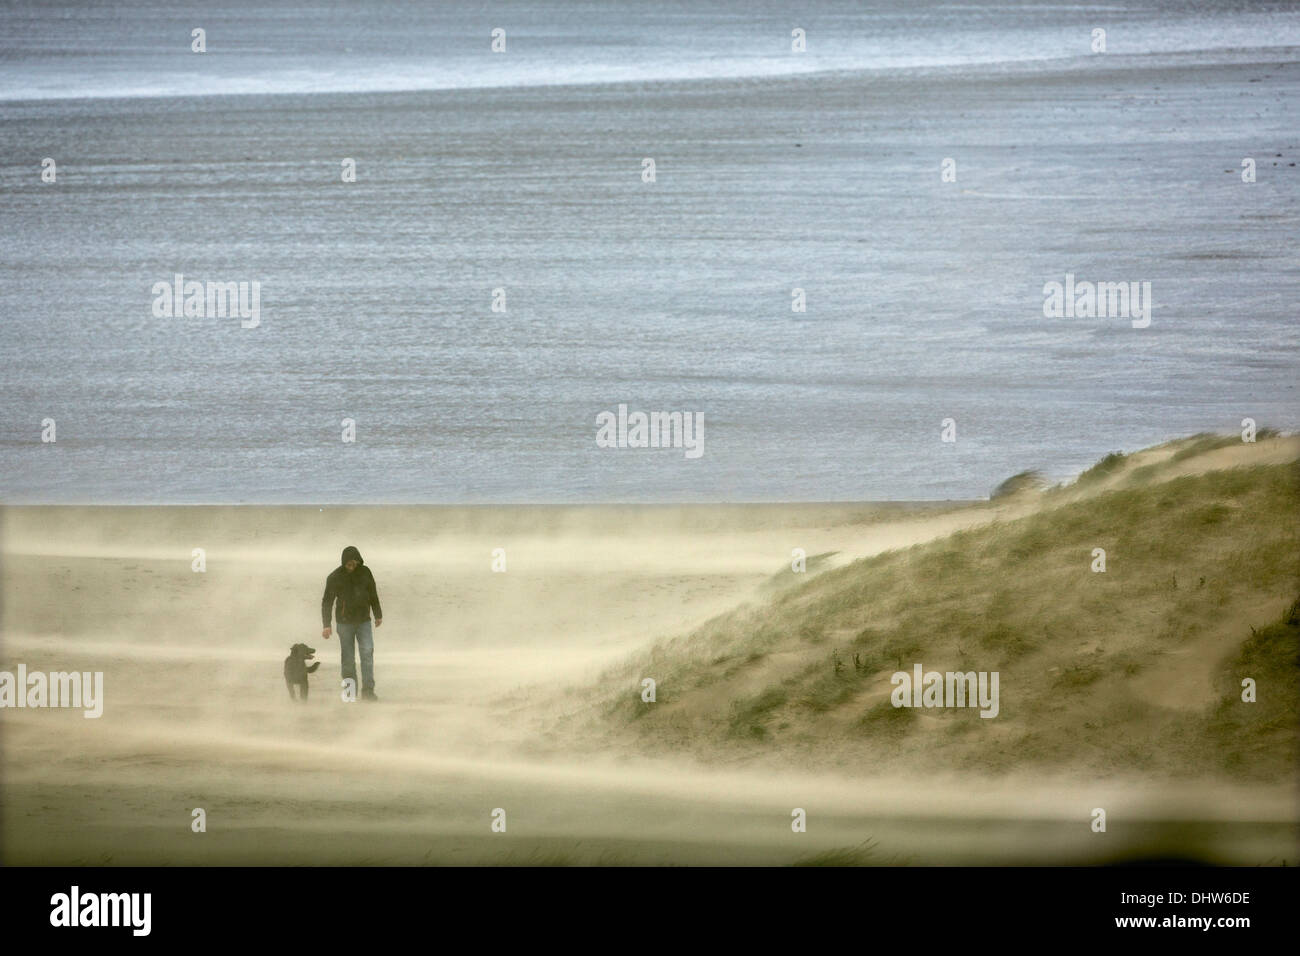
xmin=2 ymin=18 xmax=1296 ymax=103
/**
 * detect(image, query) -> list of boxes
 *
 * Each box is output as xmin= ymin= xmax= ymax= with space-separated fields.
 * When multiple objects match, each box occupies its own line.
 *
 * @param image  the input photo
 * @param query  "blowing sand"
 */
xmin=2 ymin=440 xmax=1297 ymax=865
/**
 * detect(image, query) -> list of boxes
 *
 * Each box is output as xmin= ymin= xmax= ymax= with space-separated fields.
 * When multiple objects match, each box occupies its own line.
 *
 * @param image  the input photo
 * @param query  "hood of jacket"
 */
xmin=341 ymin=545 xmax=364 ymax=567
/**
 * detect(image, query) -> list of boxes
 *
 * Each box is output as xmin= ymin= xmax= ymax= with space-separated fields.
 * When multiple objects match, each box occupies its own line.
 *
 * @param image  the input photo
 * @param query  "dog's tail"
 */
xmin=306 ymin=661 xmax=321 ymax=673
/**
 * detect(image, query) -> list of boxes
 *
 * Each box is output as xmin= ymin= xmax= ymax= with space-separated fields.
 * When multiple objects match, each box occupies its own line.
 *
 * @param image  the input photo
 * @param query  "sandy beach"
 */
xmin=3 ymin=434 xmax=1296 ymax=865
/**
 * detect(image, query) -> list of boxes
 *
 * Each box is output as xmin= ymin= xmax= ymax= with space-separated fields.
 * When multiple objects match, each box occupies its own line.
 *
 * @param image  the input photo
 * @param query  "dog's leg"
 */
xmin=307 ymin=661 xmax=320 ymax=673
xmin=301 ymin=679 xmax=309 ymax=701
xmin=286 ymin=677 xmax=297 ymax=701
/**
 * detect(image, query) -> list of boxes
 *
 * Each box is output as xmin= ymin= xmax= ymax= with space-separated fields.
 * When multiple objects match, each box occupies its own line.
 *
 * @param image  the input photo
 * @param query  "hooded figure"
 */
xmin=322 ymin=546 xmax=381 ymax=626
xmin=321 ymin=545 xmax=383 ymax=700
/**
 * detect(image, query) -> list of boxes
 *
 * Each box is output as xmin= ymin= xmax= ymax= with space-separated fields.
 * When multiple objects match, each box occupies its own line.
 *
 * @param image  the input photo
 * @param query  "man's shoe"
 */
xmin=361 ymin=689 xmax=378 ymax=702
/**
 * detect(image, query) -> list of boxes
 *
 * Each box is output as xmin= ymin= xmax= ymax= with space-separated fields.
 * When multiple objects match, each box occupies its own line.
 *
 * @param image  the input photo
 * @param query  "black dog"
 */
xmin=284 ymin=643 xmax=321 ymax=701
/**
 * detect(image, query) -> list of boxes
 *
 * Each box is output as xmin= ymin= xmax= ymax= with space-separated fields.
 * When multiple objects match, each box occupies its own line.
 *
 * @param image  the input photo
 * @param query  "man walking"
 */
xmin=321 ymin=545 xmax=383 ymax=701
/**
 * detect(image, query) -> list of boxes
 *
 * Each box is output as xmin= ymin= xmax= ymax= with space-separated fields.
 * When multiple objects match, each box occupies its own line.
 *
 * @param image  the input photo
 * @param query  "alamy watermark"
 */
xmin=891 ymin=663 xmax=999 ymax=718
xmin=50 ymin=886 xmax=150 ymax=936
xmin=1043 ymin=273 xmax=1151 ymax=328
xmin=0 ymin=665 xmax=103 ymax=718
xmin=152 ymin=273 xmax=261 ymax=328
xmin=595 ymin=403 xmax=704 ymax=459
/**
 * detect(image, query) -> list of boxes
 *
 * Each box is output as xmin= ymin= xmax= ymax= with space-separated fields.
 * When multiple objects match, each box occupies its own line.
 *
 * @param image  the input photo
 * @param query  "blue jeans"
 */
xmin=337 ymin=619 xmax=374 ymax=692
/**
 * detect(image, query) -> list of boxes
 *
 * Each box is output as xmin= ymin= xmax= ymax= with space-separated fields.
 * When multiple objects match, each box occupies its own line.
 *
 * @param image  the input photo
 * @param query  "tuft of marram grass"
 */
xmin=991 ymin=469 xmax=1047 ymax=499
xmin=792 ymin=838 xmax=885 ymax=867
xmin=1076 ymin=451 xmax=1127 ymax=484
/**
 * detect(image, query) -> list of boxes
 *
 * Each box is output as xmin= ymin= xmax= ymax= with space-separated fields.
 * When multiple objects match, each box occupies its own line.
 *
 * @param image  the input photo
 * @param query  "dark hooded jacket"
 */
xmin=321 ymin=545 xmax=383 ymax=627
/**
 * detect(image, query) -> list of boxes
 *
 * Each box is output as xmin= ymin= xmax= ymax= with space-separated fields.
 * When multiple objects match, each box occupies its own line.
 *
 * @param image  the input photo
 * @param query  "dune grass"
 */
xmin=573 ymin=443 xmax=1299 ymax=781
xmin=1169 ymin=429 xmax=1280 ymax=465
xmin=1075 ymin=451 xmax=1127 ymax=484
xmin=990 ymin=469 xmax=1047 ymax=499
xmin=791 ymin=838 xmax=899 ymax=866
xmin=1199 ymin=597 xmax=1300 ymax=775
